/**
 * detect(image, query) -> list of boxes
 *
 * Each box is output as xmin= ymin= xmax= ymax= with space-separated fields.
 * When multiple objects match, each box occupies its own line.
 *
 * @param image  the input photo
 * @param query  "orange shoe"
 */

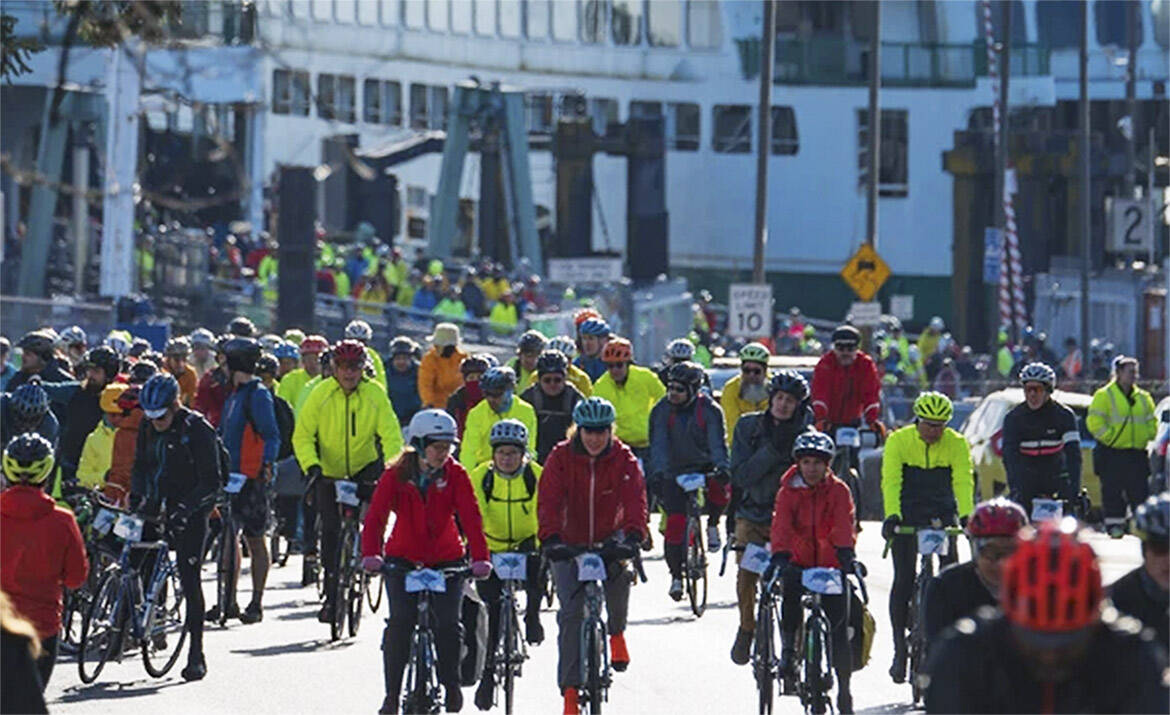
xmin=563 ymin=687 xmax=580 ymax=715
xmin=610 ymin=632 xmax=630 ymax=672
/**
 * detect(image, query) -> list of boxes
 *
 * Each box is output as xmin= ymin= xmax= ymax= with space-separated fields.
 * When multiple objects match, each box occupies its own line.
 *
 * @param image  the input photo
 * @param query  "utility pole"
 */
xmin=1079 ymin=0 xmax=1091 ymax=360
xmin=752 ymin=0 xmax=776 ymax=284
xmin=1125 ymin=0 xmax=1138 ymax=196
xmin=865 ymin=0 xmax=881 ymax=248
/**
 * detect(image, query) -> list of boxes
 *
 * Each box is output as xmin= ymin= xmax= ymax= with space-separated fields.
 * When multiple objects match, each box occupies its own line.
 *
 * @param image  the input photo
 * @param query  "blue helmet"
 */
xmin=139 ymin=373 xmax=179 ymax=418
xmin=273 ymin=342 xmax=300 ymax=361
xmin=9 ymin=382 xmax=49 ymax=425
xmin=489 ymin=419 xmax=529 ymax=448
xmin=792 ymin=430 xmax=835 ymax=461
xmin=480 ymin=366 xmax=517 ymax=393
xmin=1132 ymin=492 xmax=1170 ymax=545
xmin=573 ymin=396 xmax=616 ymax=428
xmin=578 ymin=318 xmax=611 ymax=337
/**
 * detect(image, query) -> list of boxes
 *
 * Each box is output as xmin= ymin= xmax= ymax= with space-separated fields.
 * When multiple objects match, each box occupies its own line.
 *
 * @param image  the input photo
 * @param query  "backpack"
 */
xmin=481 ymin=463 xmax=538 ymax=502
xmin=270 ymin=394 xmax=295 ymax=461
xmin=184 ymin=411 xmax=232 ymax=488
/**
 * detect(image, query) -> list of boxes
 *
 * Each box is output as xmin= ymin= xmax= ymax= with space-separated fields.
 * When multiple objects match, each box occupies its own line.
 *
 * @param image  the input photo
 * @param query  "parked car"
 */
xmin=1150 ymin=396 xmax=1170 ymax=493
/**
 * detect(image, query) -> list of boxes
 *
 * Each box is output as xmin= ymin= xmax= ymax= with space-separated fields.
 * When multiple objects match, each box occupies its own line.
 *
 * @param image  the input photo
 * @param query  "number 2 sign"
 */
xmin=1106 ymin=198 xmax=1153 ymax=254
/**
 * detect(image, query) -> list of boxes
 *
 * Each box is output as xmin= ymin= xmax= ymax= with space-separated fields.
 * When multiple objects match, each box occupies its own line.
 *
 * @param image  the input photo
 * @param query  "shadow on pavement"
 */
xmin=230 ymin=639 xmax=354 ymax=657
xmin=857 ymin=702 xmax=920 ymax=714
xmin=53 ymin=678 xmax=186 ymax=703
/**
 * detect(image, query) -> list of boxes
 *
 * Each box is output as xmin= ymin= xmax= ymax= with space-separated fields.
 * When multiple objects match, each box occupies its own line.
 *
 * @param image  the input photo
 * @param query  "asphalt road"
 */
xmin=45 ymin=523 xmax=1144 ymax=714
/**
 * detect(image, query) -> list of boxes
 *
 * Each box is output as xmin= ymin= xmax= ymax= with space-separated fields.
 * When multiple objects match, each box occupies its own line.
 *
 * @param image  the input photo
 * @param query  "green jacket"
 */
xmin=881 ymin=424 xmax=974 ymax=525
xmin=292 ymin=377 xmax=403 ymax=478
xmin=592 ymin=365 xmax=666 ymax=448
xmin=277 ymin=368 xmax=312 ymax=415
xmin=469 ymin=460 xmax=543 ymax=552
xmin=1087 ymin=381 xmax=1157 ymax=450
xmin=460 ymin=397 xmax=537 ymax=471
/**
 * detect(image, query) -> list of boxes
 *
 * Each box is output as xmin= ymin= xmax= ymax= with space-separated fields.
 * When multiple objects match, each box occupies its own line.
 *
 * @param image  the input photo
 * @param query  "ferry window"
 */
xmin=976 ymin=1 xmax=1026 ymax=45
xmin=552 ymin=0 xmax=577 ymax=40
xmin=712 ymin=104 xmax=751 ymax=153
xmin=336 ymin=0 xmax=356 ymax=23
xmin=356 ymin=0 xmax=378 ymax=24
xmin=290 ymin=1 xmax=311 ymax=19
xmin=648 ymin=0 xmax=681 ymax=46
xmin=589 ymin=97 xmax=618 ymax=134
xmin=1095 ymin=0 xmax=1141 ymax=46
xmin=380 ymin=0 xmax=399 ymax=26
xmin=688 ymin=0 xmax=722 ymax=49
xmin=1156 ymin=0 xmax=1170 ymax=48
xmin=410 ymin=83 xmax=429 ymax=128
xmin=364 ymin=80 xmax=402 ymax=125
xmin=858 ymin=108 xmax=908 ymax=198
xmin=771 ymin=106 xmax=798 ymax=155
xmin=1036 ymin=1 xmax=1079 ymax=48
xmin=452 ymin=0 xmax=472 ymax=33
xmin=311 ymin=0 xmax=332 ymax=21
xmin=318 ymin=74 xmax=356 ymax=123
xmin=612 ymin=0 xmax=643 ymax=45
xmin=581 ymin=0 xmax=607 ymax=43
xmin=527 ymin=0 xmax=549 ymax=38
xmin=668 ymin=102 xmax=700 ymax=151
xmin=363 ymin=79 xmax=381 ymax=123
xmin=527 ymin=94 xmax=554 ymax=132
xmin=630 ymin=100 xmax=663 ymax=118
xmin=431 ymin=85 xmax=449 ymax=129
xmin=428 ymin=0 xmax=449 ymax=31
xmin=474 ymin=0 xmax=496 ymax=35
xmin=500 ymin=0 xmax=520 ymax=36
xmin=272 ymin=69 xmax=310 ymax=116
xmin=405 ymin=0 xmax=424 ymax=27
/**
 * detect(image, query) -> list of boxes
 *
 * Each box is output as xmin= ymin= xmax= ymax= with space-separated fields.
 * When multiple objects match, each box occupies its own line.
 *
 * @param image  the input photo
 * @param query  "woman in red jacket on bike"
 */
xmin=361 ymin=409 xmax=490 ymax=715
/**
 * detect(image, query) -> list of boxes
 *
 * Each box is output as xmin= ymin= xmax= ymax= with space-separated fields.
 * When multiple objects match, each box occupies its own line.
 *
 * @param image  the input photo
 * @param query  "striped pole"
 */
xmin=982 ymin=0 xmax=1012 ymax=333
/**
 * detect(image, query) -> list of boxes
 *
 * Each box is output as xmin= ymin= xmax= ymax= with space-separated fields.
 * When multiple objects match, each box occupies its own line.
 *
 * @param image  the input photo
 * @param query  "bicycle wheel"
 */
xmin=332 ymin=528 xmax=354 ymax=641
xmin=753 ymin=597 xmax=774 ymax=715
xmin=684 ymin=516 xmax=707 ymax=617
xmin=909 ymin=574 xmax=930 ymax=704
xmin=270 ymin=522 xmax=287 ymax=568
xmin=543 ymin=565 xmax=555 ymax=607
xmin=366 ymin=571 xmax=385 ymax=613
xmin=216 ymin=516 xmax=239 ymax=627
xmin=78 ymin=571 xmax=124 ymax=684
xmin=347 ymin=569 xmax=365 ymax=638
xmin=803 ymin=617 xmax=831 ymax=715
xmin=584 ymin=622 xmax=606 ymax=715
xmin=142 ymin=561 xmax=188 ymax=677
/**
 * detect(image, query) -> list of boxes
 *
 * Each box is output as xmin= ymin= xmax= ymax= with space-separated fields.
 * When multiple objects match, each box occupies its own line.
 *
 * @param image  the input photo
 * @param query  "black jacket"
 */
xmin=924 ymin=608 xmax=1169 ymax=714
xmin=1001 ymin=398 xmax=1082 ymax=498
xmin=130 ymin=407 xmax=220 ymax=519
xmin=1108 ymin=565 xmax=1169 ymax=651
xmin=56 ymin=384 xmax=105 ymax=476
xmin=520 ymin=383 xmax=583 ymax=464
xmin=729 ymin=405 xmax=812 ymax=524
xmin=923 ymin=560 xmax=996 ymax=646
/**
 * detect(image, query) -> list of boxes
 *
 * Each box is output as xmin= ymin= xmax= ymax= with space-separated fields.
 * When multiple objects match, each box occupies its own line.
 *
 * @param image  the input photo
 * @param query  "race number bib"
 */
xmin=113 ymin=513 xmax=144 ymax=543
xmin=225 ymin=471 xmax=247 ymax=494
xmin=575 ymin=553 xmax=607 ymax=582
xmin=740 ymin=543 xmax=772 ymax=575
xmin=802 ymin=567 xmax=844 ymax=595
xmin=1031 ymin=498 xmax=1063 ymax=522
xmin=917 ymin=529 xmax=949 ymax=556
xmin=405 ymin=569 xmax=447 ymax=593
xmin=491 ymin=552 xmax=528 ymax=581
xmin=675 ymin=473 xmax=706 ymax=493
xmin=334 ymin=480 xmax=360 ymax=507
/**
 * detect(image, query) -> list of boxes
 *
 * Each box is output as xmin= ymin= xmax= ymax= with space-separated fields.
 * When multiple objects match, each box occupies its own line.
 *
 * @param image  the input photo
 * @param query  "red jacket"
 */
xmin=537 ymin=436 xmax=647 ymax=545
xmin=0 ymin=486 xmax=89 ymax=638
xmin=361 ymin=456 xmax=489 ymax=565
xmin=810 ymin=350 xmax=882 ymax=427
xmin=194 ymin=368 xmax=229 ymax=427
xmin=770 ymin=465 xmax=855 ymax=569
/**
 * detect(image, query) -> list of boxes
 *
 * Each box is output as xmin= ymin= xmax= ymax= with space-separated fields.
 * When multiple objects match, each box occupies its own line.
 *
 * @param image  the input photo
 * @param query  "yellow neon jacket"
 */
xmin=365 ymin=345 xmax=387 ymax=388
xmin=881 ymin=424 xmax=974 ymax=524
xmin=460 ymin=397 xmax=538 ymax=471
xmin=1087 ymin=381 xmax=1157 ymax=450
xmin=277 ymin=368 xmax=312 ymax=414
xmin=76 ymin=419 xmax=116 ymax=491
xmin=592 ymin=365 xmax=665 ymax=448
xmin=469 ymin=460 xmax=543 ymax=552
xmin=720 ymin=374 xmax=770 ymax=445
xmin=293 ymin=377 xmax=403 ymax=478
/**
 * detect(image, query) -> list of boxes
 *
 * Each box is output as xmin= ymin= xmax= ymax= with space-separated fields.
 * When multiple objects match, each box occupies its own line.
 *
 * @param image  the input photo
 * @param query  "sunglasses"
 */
xmin=742 ymin=366 xmax=764 ymax=376
xmin=834 ymin=343 xmax=858 ymax=352
xmin=667 ymin=384 xmax=689 ymax=394
xmin=540 ymin=375 xmax=565 ymax=384
xmin=581 ymin=426 xmax=610 ymax=435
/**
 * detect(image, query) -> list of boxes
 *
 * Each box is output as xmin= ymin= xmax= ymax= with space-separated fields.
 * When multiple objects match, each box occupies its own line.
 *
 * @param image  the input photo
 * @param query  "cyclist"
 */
xmin=1001 ymin=362 xmax=1082 ymax=513
xmin=227 ymin=315 xmax=256 ymax=337
xmin=763 ymin=430 xmax=857 ymax=714
xmin=574 ymin=318 xmax=611 ymax=383
xmin=194 ymin=335 xmax=231 ymax=427
xmin=535 ymin=335 xmax=592 ymax=397
xmin=810 ymin=325 xmax=885 ymax=440
xmin=75 ymin=383 xmax=128 ymax=492
xmin=508 ymin=330 xmax=547 ymax=389
xmin=104 ymin=384 xmax=144 ymax=506
xmin=294 ymin=339 xmax=403 ymax=623
xmin=593 ymin=337 xmax=665 ymax=467
xmin=461 ymin=366 xmax=537 ymax=470
xmin=649 ymin=361 xmax=729 ymax=597
xmin=520 ymin=350 xmax=585 ymax=463
xmin=1108 ymin=492 xmax=1169 ymax=647
xmin=446 ymin=353 xmax=494 ymax=437
xmin=216 ymin=337 xmax=282 ymax=625
xmin=53 ymin=347 xmax=120 ymax=488
xmin=272 ymin=341 xmax=300 ymax=380
xmin=58 ymin=325 xmax=88 ymax=374
xmin=8 ymin=330 xmax=74 ymax=391
xmin=418 ymin=322 xmax=468 ymax=409
xmin=720 ymin=342 xmax=772 ymax=442
xmin=163 ymin=337 xmax=198 ymax=407
xmin=923 ymin=498 xmax=1027 ymax=648
xmin=1 ymin=382 xmax=59 ymax=448
xmin=728 ymin=370 xmax=812 ymax=665
xmin=188 ymin=328 xmax=217 ymax=380
xmin=923 ymin=520 xmax=1169 ymax=713
xmin=385 ymin=336 xmax=422 ymax=426
xmin=131 ymin=374 xmax=221 ymax=681
xmin=881 ymin=391 xmax=973 ymax=684
xmin=538 ymin=397 xmax=647 ymax=714
xmin=360 ymin=409 xmax=490 ymax=715
xmin=344 ymin=319 xmax=388 ymax=387
xmin=0 ymin=433 xmax=88 ymax=691
xmin=469 ymin=419 xmax=545 ymax=710
xmin=256 ymin=353 xmax=300 ymax=553
xmin=278 ymin=335 xmax=327 ymax=415
xmin=1087 ymin=355 xmax=1158 ymax=537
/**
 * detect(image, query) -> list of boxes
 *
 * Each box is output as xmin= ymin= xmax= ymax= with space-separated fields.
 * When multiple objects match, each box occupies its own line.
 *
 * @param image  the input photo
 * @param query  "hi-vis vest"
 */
xmin=1086 ymin=381 xmax=1157 ymax=450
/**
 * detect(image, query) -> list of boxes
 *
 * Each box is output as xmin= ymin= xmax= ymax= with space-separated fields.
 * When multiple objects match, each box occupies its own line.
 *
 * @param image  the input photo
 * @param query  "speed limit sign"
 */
xmin=728 ymin=284 xmax=773 ymax=338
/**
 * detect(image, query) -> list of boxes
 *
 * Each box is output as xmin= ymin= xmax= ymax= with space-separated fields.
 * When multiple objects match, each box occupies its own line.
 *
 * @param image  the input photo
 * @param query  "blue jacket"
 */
xmin=386 ymin=361 xmax=422 ymax=425
xmin=0 ymin=363 xmax=16 ymax=392
xmin=575 ymin=354 xmax=608 ymax=383
xmin=412 ymin=289 xmax=439 ymax=313
xmin=218 ymin=378 xmax=281 ymax=474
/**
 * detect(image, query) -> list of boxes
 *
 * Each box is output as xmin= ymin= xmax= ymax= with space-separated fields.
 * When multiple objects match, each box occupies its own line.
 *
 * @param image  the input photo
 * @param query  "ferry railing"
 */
xmin=0 ymin=295 xmax=116 ymax=342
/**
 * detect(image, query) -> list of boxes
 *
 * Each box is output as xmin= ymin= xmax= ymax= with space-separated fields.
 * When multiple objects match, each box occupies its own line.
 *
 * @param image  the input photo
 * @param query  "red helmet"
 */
xmin=573 ymin=308 xmax=602 ymax=327
xmin=300 ymin=335 xmax=329 ymax=355
xmin=1001 ymin=519 xmax=1102 ymax=633
xmin=601 ymin=337 xmax=633 ymax=364
xmin=967 ymin=497 xmax=1028 ymax=538
xmin=333 ymin=339 xmax=366 ymax=367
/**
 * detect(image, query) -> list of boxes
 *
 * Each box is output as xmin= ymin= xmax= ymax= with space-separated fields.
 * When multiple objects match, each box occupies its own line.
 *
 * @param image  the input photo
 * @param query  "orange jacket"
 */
xmin=105 ymin=410 xmax=142 ymax=505
xmin=170 ymin=364 xmax=198 ymax=407
xmin=417 ymin=346 xmax=467 ymax=409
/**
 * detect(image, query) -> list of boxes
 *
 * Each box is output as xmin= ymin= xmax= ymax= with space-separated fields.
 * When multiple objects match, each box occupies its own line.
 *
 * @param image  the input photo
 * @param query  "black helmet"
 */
xmin=83 ymin=346 xmax=121 ymax=377
xmin=460 ymin=353 xmax=492 ymax=376
xmin=768 ymin=369 xmax=809 ymax=402
xmin=9 ymin=382 xmax=49 ymax=425
xmin=255 ymin=352 xmax=279 ymax=376
xmin=128 ymin=359 xmax=159 ymax=385
xmin=666 ymin=361 xmax=705 ymax=389
xmin=831 ymin=325 xmax=861 ymax=346
xmin=517 ymin=330 xmax=547 ymax=355
xmin=536 ymin=349 xmax=569 ymax=376
xmin=17 ymin=331 xmax=55 ymax=359
xmin=128 ymin=338 xmax=151 ymax=358
xmin=223 ymin=337 xmax=262 ymax=374
xmin=227 ymin=316 xmax=257 ymax=337
xmin=389 ymin=336 xmax=417 ymax=357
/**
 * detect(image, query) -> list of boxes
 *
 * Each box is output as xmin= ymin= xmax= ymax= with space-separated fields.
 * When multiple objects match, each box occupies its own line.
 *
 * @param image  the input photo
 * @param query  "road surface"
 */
xmin=46 ymin=523 xmax=1143 ymax=714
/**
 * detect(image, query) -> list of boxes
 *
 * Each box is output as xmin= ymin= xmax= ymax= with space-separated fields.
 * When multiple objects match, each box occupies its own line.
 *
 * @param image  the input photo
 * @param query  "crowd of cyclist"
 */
xmin=0 ymin=308 xmax=1166 ymax=714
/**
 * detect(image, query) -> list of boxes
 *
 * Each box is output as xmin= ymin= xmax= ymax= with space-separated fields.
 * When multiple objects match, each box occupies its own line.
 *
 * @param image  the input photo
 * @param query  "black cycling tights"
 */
xmin=779 ymin=566 xmax=851 ymax=695
xmin=175 ymin=516 xmax=208 ymax=661
xmin=381 ymin=572 xmax=465 ymax=702
xmin=888 ymin=534 xmax=956 ymax=650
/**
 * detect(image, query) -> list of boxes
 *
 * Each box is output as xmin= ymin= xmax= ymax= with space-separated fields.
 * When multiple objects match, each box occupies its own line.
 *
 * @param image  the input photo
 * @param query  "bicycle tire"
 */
xmin=543 ymin=565 xmax=556 ymax=607
xmin=909 ymin=572 xmax=931 ymax=704
xmin=142 ymin=561 xmax=188 ymax=678
xmin=803 ymin=615 xmax=832 ymax=715
xmin=754 ymin=596 xmax=774 ymax=715
xmin=685 ymin=516 xmax=707 ymax=617
xmin=584 ymin=621 xmax=605 ymax=715
xmin=332 ymin=527 xmax=355 ymax=641
xmin=269 ymin=524 xmax=287 ymax=568
xmin=348 ymin=570 xmax=364 ymax=638
xmin=78 ymin=571 xmax=124 ymax=684
xmin=501 ymin=598 xmax=517 ymax=715
xmin=216 ymin=514 xmax=239 ymax=627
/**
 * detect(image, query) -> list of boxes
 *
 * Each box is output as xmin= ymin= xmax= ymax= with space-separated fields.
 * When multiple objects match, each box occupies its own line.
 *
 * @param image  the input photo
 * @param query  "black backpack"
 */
xmin=481 ymin=463 xmax=538 ymax=502
xmin=270 ymin=395 xmax=295 ymax=461
xmin=184 ymin=411 xmax=232 ymax=488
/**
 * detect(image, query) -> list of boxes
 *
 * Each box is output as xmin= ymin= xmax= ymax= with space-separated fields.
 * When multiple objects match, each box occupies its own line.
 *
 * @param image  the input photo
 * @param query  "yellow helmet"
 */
xmin=2 ymin=433 xmax=55 ymax=485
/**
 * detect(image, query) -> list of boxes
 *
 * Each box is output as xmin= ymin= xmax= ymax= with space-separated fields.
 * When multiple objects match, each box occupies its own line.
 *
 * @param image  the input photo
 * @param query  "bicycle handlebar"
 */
xmin=379 ymin=561 xmax=472 ymax=579
xmin=881 ymin=525 xmax=965 ymax=558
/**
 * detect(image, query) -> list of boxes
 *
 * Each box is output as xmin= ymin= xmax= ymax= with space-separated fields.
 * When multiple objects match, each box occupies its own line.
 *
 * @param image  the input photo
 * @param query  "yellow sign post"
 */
xmin=840 ymin=244 xmax=890 ymax=302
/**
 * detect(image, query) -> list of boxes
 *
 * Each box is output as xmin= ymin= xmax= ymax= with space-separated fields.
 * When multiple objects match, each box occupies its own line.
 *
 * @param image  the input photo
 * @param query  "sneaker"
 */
xmin=205 ymin=603 xmax=240 ymax=623
xmin=562 ymin=688 xmax=580 ymax=715
xmin=730 ymin=629 xmax=752 ymax=666
xmin=240 ymin=601 xmax=263 ymax=624
xmin=181 ymin=655 xmax=207 ymax=682
xmin=525 ymin=613 xmax=545 ymax=645
xmin=474 ymin=674 xmax=495 ymax=711
xmin=706 ymin=524 xmax=722 ymax=552
xmin=445 ymin=684 xmax=463 ymax=713
xmin=317 ymin=601 xmax=335 ymax=624
xmin=668 ymin=578 xmax=684 ymax=601
xmin=838 ymin=692 xmax=854 ymax=714
xmin=889 ymin=643 xmax=908 ymax=684
xmin=378 ymin=695 xmax=399 ymax=715
xmin=610 ymin=633 xmax=630 ymax=672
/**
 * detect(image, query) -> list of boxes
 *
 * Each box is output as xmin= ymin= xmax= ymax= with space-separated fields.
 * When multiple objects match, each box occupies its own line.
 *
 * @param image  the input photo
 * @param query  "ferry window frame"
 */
xmin=1156 ymin=0 xmax=1170 ymax=49
xmin=589 ymin=97 xmax=619 ymax=134
xmin=335 ymin=0 xmax=356 ymax=23
xmin=290 ymin=1 xmax=311 ymax=19
xmin=311 ymin=0 xmax=333 ymax=22
xmin=474 ymin=0 xmax=496 ymax=36
xmin=630 ymin=100 xmax=663 ymax=119
xmin=364 ymin=79 xmax=403 ymax=126
xmin=452 ymin=0 xmax=472 ymax=34
xmin=379 ymin=0 xmax=400 ymax=26
xmin=668 ymin=102 xmax=700 ymax=151
xmin=976 ymin=0 xmax=1027 ymax=46
xmin=431 ymin=85 xmax=450 ymax=130
xmin=318 ymin=73 xmax=356 ymax=123
xmin=410 ymin=82 xmax=429 ymax=129
xmin=770 ymin=106 xmax=798 ymax=156
xmin=272 ymin=69 xmax=311 ymax=116
xmin=648 ymin=0 xmax=681 ymax=47
xmin=688 ymin=0 xmax=723 ymax=50
xmin=611 ymin=0 xmax=644 ymax=46
xmin=1035 ymin=0 xmax=1080 ymax=49
xmin=404 ymin=0 xmax=425 ymax=28
xmin=527 ymin=93 xmax=555 ymax=133
xmin=712 ymin=104 xmax=752 ymax=154
xmin=857 ymin=108 xmax=909 ymax=198
xmin=580 ymin=0 xmax=607 ymax=44
xmin=356 ymin=0 xmax=379 ymax=25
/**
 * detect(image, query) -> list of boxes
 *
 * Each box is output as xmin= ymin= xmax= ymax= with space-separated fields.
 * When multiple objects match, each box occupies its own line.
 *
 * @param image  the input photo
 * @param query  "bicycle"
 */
xmin=786 ymin=566 xmax=868 ymax=715
xmin=487 ymin=551 xmax=534 ymax=715
xmin=211 ymin=473 xmax=245 ymax=627
xmin=383 ymin=561 xmax=471 ymax=715
xmin=269 ymin=497 xmax=292 ymax=568
xmin=883 ymin=522 xmax=963 ymax=705
xmin=60 ymin=488 xmax=118 ymax=652
xmin=330 ymin=479 xmax=367 ymax=640
xmin=724 ymin=541 xmax=783 ymax=715
xmin=77 ymin=510 xmax=187 ymax=684
xmin=675 ymin=472 xmax=709 ymax=617
xmin=830 ymin=426 xmax=877 ymax=521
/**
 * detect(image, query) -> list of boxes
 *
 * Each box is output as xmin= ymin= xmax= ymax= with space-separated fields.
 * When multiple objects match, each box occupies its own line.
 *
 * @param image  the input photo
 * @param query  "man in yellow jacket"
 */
xmin=720 ymin=342 xmax=771 ymax=444
xmin=1087 ymin=356 xmax=1158 ymax=536
xmin=461 ymin=367 xmax=537 ymax=470
xmin=418 ymin=323 xmax=467 ymax=408
xmin=592 ymin=337 xmax=665 ymax=462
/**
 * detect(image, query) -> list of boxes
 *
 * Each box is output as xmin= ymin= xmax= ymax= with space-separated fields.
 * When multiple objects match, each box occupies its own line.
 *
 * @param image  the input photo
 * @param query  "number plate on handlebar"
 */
xmin=334 ymin=480 xmax=360 ymax=507
xmin=1031 ymin=498 xmax=1063 ymax=522
xmin=491 ymin=552 xmax=528 ymax=581
xmin=802 ymin=567 xmax=844 ymax=595
xmin=675 ymin=472 xmax=706 ymax=493
xmin=917 ymin=529 xmax=950 ymax=556
xmin=575 ymin=553 xmax=607 ymax=582
xmin=225 ymin=471 xmax=247 ymax=494
xmin=92 ymin=507 xmax=119 ymax=536
xmin=740 ymin=543 xmax=772 ymax=575
xmin=835 ymin=427 xmax=861 ymax=448
xmin=404 ymin=569 xmax=447 ymax=593
xmin=113 ymin=513 xmax=144 ymax=543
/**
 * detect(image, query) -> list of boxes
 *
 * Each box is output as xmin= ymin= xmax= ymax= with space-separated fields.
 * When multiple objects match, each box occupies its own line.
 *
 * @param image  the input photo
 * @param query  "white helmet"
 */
xmin=548 ymin=335 xmax=577 ymax=359
xmin=665 ymin=338 xmax=696 ymax=361
xmin=929 ymin=316 xmax=945 ymax=331
xmin=408 ymin=409 xmax=459 ymax=447
xmin=189 ymin=328 xmax=215 ymax=348
xmin=59 ymin=325 xmax=87 ymax=347
xmin=345 ymin=320 xmax=374 ymax=342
